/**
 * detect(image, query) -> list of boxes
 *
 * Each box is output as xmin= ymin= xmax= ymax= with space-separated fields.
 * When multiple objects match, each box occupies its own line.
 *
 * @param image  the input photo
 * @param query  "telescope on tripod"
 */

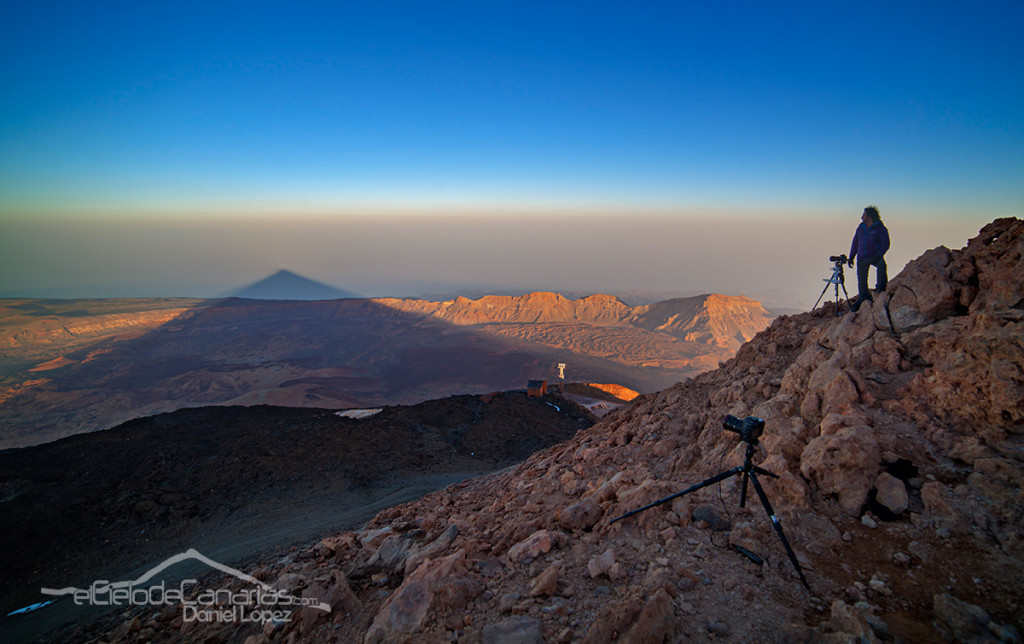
xmin=610 ymin=415 xmax=811 ymax=590
xmin=814 ymin=254 xmax=852 ymax=316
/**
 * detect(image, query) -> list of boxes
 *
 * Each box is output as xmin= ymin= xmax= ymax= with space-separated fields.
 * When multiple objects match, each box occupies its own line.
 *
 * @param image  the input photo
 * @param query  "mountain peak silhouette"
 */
xmin=230 ymin=270 xmax=356 ymax=300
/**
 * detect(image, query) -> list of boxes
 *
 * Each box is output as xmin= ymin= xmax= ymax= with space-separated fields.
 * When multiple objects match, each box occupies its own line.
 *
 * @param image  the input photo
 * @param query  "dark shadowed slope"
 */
xmin=0 ymin=390 xmax=594 ymax=641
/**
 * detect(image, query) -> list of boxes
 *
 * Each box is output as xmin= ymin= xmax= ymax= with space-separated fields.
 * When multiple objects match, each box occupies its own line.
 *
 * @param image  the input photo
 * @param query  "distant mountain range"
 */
xmin=0 ymin=290 xmax=774 ymax=448
xmin=377 ymin=291 xmax=772 ymax=352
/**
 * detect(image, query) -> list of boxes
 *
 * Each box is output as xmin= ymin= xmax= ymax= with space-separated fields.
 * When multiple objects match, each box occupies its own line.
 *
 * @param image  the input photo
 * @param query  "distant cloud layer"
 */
xmin=0 ymin=213 xmax=994 ymax=310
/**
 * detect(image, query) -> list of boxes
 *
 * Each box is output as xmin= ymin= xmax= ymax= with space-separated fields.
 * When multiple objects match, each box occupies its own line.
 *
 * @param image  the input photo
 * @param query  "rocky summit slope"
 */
xmin=77 ymin=219 xmax=1024 ymax=643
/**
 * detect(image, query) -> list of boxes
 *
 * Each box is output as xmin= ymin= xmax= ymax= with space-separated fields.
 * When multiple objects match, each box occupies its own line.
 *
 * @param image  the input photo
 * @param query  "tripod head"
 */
xmin=827 ymin=254 xmax=848 ymax=279
xmin=722 ymin=415 xmax=764 ymax=445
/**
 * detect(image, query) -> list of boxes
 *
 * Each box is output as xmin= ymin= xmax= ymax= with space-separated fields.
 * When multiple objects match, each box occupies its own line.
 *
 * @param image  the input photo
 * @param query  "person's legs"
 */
xmin=874 ymin=257 xmax=888 ymax=292
xmin=852 ymin=259 xmax=873 ymax=311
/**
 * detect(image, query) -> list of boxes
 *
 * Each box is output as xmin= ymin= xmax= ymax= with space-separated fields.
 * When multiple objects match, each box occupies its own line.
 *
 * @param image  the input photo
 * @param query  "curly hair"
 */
xmin=864 ymin=205 xmax=881 ymax=222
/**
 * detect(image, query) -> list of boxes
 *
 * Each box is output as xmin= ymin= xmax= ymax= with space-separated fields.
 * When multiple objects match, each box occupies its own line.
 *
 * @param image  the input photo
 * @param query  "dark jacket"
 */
xmin=850 ymin=221 xmax=890 ymax=263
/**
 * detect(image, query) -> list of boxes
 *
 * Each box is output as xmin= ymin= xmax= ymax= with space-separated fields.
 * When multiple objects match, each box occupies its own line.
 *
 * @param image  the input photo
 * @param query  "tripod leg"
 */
xmin=746 ymin=472 xmax=811 ymax=590
xmin=610 ymin=467 xmax=743 ymax=524
xmin=813 ymin=279 xmax=832 ymax=310
xmin=739 ymin=441 xmax=758 ymax=508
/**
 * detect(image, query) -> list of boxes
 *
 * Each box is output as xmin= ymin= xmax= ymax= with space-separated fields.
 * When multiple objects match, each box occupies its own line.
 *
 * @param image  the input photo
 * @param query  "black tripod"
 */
xmin=814 ymin=255 xmax=851 ymax=317
xmin=610 ymin=416 xmax=810 ymax=590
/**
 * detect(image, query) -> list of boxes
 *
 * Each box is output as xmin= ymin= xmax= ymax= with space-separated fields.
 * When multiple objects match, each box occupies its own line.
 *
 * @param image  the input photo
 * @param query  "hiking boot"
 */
xmin=851 ymin=295 xmax=872 ymax=312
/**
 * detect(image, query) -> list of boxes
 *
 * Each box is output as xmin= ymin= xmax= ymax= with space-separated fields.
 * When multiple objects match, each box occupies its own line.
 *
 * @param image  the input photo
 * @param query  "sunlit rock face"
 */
xmin=376 ymin=290 xmax=774 ymax=345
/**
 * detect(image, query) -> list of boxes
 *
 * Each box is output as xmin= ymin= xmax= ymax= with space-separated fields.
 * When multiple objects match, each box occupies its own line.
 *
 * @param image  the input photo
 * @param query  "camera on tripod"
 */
xmin=611 ymin=411 xmax=810 ymax=589
xmin=723 ymin=415 xmax=764 ymax=443
xmin=815 ymin=254 xmax=852 ymax=316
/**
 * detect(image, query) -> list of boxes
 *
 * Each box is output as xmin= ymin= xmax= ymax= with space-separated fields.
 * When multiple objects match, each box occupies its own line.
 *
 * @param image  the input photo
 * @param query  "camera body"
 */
xmin=829 ymin=254 xmax=848 ymax=263
xmin=722 ymin=415 xmax=765 ymax=442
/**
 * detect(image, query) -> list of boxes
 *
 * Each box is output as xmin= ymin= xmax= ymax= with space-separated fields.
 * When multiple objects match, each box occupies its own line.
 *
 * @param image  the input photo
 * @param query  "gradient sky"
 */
xmin=1 ymin=1 xmax=1021 ymax=308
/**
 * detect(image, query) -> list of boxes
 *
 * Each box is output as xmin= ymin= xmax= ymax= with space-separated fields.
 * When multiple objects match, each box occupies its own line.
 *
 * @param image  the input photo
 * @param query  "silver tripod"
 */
xmin=814 ymin=255 xmax=851 ymax=316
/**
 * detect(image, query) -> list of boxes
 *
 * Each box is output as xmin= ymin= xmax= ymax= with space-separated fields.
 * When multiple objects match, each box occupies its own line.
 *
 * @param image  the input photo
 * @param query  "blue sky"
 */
xmin=1 ymin=1 xmax=1021 ymax=304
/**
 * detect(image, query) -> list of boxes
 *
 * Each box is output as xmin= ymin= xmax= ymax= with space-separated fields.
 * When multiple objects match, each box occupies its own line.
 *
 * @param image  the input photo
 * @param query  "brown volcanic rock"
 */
xmin=886 ymin=221 xmax=1024 ymax=481
xmin=800 ymin=423 xmax=881 ymax=515
xmin=363 ymin=549 xmax=481 ymax=643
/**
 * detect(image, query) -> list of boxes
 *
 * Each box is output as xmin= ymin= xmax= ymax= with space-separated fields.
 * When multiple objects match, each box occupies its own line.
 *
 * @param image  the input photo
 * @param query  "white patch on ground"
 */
xmin=335 ymin=408 xmax=384 ymax=419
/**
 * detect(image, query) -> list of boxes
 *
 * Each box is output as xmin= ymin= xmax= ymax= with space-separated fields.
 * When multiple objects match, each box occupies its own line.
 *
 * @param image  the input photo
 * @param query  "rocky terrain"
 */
xmin=49 ymin=217 xmax=1023 ymax=643
xmin=0 ymin=292 xmax=771 ymax=448
xmin=0 ymin=298 xmax=204 ymax=362
xmin=0 ymin=391 xmax=596 ymax=642
xmin=380 ymin=291 xmax=772 ymax=356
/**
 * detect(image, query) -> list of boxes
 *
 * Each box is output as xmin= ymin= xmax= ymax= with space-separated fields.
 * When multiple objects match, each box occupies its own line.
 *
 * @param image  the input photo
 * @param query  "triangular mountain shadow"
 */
xmin=228 ymin=269 xmax=358 ymax=300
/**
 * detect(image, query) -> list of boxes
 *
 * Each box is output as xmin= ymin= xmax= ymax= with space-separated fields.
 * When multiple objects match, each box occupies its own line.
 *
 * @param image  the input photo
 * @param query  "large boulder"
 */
xmin=800 ymin=425 xmax=880 ymax=516
xmin=883 ymin=246 xmax=963 ymax=334
xmin=965 ymin=218 xmax=1024 ymax=314
xmin=364 ymin=549 xmax=482 ymax=643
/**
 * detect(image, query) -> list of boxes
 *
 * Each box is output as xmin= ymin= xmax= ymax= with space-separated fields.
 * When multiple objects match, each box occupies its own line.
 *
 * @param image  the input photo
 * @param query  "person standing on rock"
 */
xmin=848 ymin=205 xmax=890 ymax=312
